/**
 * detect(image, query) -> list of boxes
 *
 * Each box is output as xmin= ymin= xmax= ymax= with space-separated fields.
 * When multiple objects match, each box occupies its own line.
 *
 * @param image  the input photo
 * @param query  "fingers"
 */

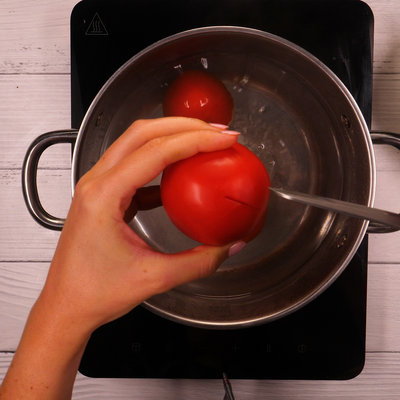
xmin=145 ymin=240 xmax=246 ymax=296
xmin=99 ymin=126 xmax=239 ymax=214
xmin=145 ymin=244 xmax=230 ymax=297
xmin=87 ymin=117 xmax=228 ymax=180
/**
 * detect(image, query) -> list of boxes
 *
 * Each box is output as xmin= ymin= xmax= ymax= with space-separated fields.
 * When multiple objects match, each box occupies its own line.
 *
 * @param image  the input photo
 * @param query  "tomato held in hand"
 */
xmin=160 ymin=143 xmax=271 ymax=246
xmin=163 ymin=69 xmax=234 ymax=125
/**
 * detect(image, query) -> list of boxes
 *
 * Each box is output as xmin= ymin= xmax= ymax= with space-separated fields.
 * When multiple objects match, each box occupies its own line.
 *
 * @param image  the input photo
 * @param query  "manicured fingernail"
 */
xmin=228 ymin=241 xmax=246 ymax=257
xmin=221 ymin=129 xmax=241 ymax=136
xmin=209 ymin=123 xmax=229 ymax=130
xmin=208 ymin=123 xmax=241 ymax=136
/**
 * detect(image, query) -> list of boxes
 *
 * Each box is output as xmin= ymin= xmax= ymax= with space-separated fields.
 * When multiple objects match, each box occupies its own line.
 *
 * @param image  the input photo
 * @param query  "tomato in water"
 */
xmin=163 ymin=69 xmax=234 ymax=125
xmin=160 ymin=143 xmax=271 ymax=246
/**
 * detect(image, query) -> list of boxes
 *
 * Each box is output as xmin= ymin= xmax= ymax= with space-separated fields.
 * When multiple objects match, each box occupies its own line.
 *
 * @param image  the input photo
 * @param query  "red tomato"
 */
xmin=163 ymin=69 xmax=234 ymax=125
xmin=160 ymin=143 xmax=270 ymax=246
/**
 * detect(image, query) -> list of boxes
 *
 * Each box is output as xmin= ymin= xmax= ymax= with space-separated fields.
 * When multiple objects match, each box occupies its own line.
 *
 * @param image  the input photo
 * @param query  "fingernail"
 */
xmin=221 ymin=129 xmax=241 ymax=136
xmin=228 ymin=241 xmax=246 ymax=257
xmin=208 ymin=123 xmax=241 ymax=136
xmin=209 ymin=123 xmax=229 ymax=130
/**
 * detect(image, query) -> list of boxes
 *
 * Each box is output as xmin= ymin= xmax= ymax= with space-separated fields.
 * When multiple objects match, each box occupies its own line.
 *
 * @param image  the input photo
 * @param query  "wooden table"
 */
xmin=1 ymin=0 xmax=400 ymax=398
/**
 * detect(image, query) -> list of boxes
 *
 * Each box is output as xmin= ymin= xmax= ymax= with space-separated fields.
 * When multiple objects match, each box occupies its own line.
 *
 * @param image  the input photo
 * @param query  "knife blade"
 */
xmin=270 ymin=187 xmax=400 ymax=229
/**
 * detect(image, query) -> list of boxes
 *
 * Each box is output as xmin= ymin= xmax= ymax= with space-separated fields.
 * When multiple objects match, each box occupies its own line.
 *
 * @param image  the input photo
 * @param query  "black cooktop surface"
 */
xmin=71 ymin=0 xmax=373 ymax=380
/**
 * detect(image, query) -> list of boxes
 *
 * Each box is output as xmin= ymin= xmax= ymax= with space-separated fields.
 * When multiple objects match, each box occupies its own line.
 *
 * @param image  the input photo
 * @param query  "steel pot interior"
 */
xmin=72 ymin=27 xmax=374 ymax=329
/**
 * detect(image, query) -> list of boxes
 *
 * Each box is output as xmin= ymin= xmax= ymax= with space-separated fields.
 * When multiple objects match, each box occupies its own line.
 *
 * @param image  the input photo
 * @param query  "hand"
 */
xmin=0 ymin=116 xmax=248 ymax=400
xmin=0 ymin=118 xmax=244 ymax=400
xmin=41 ymin=117 xmax=243 ymax=332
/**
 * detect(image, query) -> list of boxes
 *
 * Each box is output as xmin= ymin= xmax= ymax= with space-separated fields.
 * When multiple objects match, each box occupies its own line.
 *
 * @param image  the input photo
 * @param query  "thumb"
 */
xmin=159 ymin=241 xmax=246 ymax=292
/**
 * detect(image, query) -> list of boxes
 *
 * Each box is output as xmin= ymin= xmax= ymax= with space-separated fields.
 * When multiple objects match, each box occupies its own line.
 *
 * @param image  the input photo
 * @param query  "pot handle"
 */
xmin=368 ymin=131 xmax=400 ymax=233
xmin=22 ymin=130 xmax=79 ymax=231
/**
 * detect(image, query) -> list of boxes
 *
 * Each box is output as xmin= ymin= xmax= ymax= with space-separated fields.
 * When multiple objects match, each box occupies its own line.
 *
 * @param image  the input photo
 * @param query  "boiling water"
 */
xmin=129 ymin=76 xmax=325 ymax=274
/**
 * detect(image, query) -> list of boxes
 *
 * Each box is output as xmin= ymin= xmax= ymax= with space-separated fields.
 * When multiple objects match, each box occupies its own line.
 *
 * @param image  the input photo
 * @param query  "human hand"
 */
xmin=40 ymin=117 xmax=243 ymax=333
xmin=0 ymin=118 xmax=245 ymax=400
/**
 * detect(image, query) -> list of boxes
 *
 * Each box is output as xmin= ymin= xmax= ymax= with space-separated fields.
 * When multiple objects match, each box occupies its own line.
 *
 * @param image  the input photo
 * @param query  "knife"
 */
xmin=270 ymin=187 xmax=400 ymax=229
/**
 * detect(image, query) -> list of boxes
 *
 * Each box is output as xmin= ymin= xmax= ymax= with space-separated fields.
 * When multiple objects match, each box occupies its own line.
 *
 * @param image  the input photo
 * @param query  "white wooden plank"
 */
xmin=1 ymin=352 xmax=400 ymax=399
xmin=1 ymin=71 xmax=399 ymax=171
xmin=367 ymin=0 xmax=400 ymax=74
xmin=0 ymin=262 xmax=47 ymax=351
xmin=0 ymin=75 xmax=72 ymax=169
xmin=0 ymin=169 xmax=68 ymax=262
xmin=0 ymin=73 xmax=397 ymax=173
xmin=368 ymin=166 xmax=400 ymax=262
xmin=372 ymin=74 xmax=400 ymax=134
xmin=0 ymin=1 xmax=400 ymax=75
xmin=0 ymin=0 xmax=77 ymax=74
xmin=0 ymin=261 xmax=399 ymax=352
xmin=2 ymin=147 xmax=400 ymax=263
xmin=368 ymin=136 xmax=400 ymax=262
xmin=372 ymin=144 xmax=400 ymax=173
xmin=366 ymin=264 xmax=400 ymax=352
xmin=1 ymin=141 xmax=400 ymax=263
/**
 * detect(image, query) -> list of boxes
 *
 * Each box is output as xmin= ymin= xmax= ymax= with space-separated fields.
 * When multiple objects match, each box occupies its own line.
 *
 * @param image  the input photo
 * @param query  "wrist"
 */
xmin=34 ymin=285 xmax=95 ymax=346
xmin=0 ymin=289 xmax=93 ymax=399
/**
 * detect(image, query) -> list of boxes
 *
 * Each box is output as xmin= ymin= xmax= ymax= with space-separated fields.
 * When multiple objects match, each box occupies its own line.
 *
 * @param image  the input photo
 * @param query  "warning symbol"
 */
xmin=85 ymin=13 xmax=108 ymax=36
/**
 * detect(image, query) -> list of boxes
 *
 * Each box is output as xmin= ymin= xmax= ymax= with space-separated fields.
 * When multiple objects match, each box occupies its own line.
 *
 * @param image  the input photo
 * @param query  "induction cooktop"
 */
xmin=71 ymin=0 xmax=373 ymax=380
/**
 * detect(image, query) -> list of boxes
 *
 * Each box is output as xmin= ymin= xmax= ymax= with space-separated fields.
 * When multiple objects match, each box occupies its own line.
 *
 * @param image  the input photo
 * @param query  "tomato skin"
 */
xmin=163 ymin=69 xmax=234 ymax=125
xmin=160 ymin=143 xmax=271 ymax=246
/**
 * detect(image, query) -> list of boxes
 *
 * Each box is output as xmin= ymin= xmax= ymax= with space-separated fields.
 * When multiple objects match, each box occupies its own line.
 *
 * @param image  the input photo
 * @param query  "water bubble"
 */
xmin=174 ymin=64 xmax=183 ymax=74
xmin=258 ymin=105 xmax=266 ymax=114
xmin=257 ymin=143 xmax=266 ymax=150
xmin=201 ymin=58 xmax=208 ymax=69
xmin=240 ymin=74 xmax=250 ymax=86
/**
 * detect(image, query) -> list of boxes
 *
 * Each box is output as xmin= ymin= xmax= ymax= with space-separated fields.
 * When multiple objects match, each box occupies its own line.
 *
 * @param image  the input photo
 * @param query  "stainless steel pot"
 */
xmin=22 ymin=27 xmax=400 ymax=329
